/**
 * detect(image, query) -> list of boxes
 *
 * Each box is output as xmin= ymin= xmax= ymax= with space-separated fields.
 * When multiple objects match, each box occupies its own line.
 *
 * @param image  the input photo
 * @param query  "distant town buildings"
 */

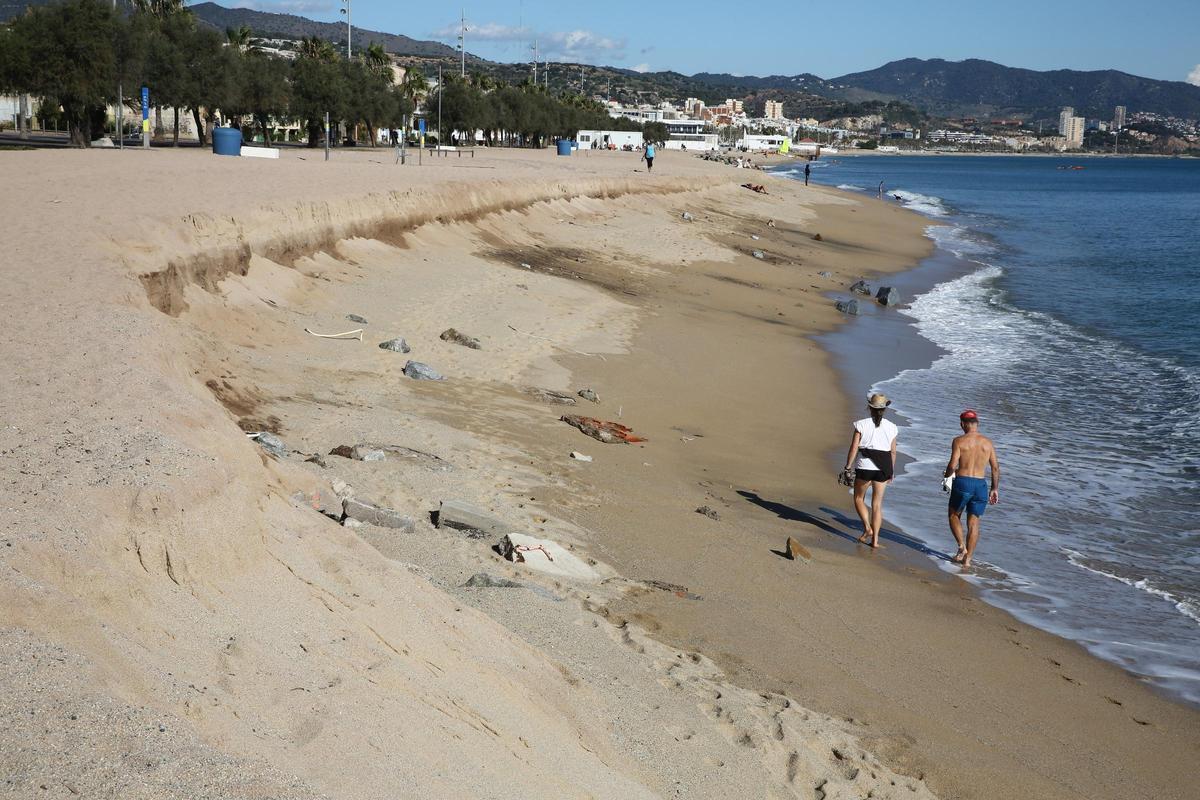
xmin=1114 ymin=105 xmax=1126 ymax=130
xmin=1058 ymin=107 xmax=1085 ymax=147
xmin=1058 ymin=107 xmax=1075 ymax=135
xmin=763 ymin=100 xmax=784 ymax=120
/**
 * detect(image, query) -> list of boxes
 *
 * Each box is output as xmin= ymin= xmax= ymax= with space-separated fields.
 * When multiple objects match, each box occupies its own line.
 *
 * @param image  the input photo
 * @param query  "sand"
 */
xmin=0 ymin=145 xmax=1195 ymax=799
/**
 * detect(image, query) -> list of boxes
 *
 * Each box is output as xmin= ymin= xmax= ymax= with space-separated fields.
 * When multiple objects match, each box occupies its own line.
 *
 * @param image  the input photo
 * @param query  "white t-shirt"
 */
xmin=853 ymin=417 xmax=898 ymax=470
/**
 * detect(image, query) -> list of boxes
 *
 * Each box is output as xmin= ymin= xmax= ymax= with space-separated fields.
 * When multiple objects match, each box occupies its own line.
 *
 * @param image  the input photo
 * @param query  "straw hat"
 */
xmin=867 ymin=393 xmax=891 ymax=410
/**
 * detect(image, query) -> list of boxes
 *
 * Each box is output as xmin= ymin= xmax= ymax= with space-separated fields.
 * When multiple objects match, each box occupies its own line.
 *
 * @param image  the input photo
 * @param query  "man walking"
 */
xmin=642 ymin=141 xmax=655 ymax=173
xmin=943 ymin=410 xmax=1000 ymax=568
xmin=804 ymin=161 xmax=811 ymax=186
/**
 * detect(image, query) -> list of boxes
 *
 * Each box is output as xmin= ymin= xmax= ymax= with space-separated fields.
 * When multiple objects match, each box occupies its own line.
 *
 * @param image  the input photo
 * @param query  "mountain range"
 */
xmin=3 ymin=1 xmax=1199 ymax=121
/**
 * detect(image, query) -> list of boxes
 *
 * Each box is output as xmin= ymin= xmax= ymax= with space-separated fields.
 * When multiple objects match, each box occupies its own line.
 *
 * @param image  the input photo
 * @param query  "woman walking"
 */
xmin=840 ymin=393 xmax=898 ymax=548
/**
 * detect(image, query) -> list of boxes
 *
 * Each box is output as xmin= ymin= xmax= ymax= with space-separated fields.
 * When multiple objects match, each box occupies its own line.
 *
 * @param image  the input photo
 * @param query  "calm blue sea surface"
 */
xmin=778 ymin=154 xmax=1200 ymax=705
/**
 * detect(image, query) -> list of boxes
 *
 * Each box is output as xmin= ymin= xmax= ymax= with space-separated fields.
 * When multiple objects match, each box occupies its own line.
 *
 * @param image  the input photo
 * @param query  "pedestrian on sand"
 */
xmin=943 ymin=410 xmax=1000 ymax=568
xmin=642 ymin=141 xmax=655 ymax=173
xmin=841 ymin=393 xmax=898 ymax=548
xmin=804 ymin=161 xmax=811 ymax=186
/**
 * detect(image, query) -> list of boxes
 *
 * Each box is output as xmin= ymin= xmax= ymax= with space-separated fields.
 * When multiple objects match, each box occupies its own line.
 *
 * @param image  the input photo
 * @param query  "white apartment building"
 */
xmin=1062 ymin=115 xmax=1085 ymax=147
xmin=1114 ymin=105 xmax=1126 ymax=129
xmin=764 ymin=100 xmax=784 ymax=120
xmin=1058 ymin=107 xmax=1075 ymax=135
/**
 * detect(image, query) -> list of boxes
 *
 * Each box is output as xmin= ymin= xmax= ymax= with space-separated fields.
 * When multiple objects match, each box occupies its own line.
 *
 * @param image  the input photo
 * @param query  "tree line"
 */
xmin=0 ymin=0 xmax=644 ymax=148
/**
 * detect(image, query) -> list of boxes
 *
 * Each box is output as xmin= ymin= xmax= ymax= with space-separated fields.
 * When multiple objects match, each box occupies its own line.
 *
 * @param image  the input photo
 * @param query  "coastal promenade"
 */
xmin=0 ymin=146 xmax=1195 ymax=799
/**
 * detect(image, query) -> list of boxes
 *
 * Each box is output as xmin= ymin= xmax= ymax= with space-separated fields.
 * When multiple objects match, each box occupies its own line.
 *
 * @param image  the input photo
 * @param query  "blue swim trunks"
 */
xmin=950 ymin=476 xmax=989 ymax=517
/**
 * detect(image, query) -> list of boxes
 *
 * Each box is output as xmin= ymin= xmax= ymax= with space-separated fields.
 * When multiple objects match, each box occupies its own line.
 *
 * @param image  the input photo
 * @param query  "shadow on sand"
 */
xmin=737 ymin=490 xmax=952 ymax=562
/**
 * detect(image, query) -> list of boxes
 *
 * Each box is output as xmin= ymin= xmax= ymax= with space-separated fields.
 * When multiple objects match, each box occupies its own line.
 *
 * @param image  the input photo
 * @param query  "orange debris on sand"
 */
xmin=561 ymin=415 xmax=648 ymax=444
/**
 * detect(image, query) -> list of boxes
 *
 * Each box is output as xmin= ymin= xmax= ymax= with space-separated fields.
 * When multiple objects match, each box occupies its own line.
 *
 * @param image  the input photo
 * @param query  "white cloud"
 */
xmin=630 ymin=63 xmax=650 ymax=73
xmin=229 ymin=0 xmax=335 ymax=13
xmin=432 ymin=19 xmax=626 ymax=63
xmin=1187 ymin=64 xmax=1200 ymax=86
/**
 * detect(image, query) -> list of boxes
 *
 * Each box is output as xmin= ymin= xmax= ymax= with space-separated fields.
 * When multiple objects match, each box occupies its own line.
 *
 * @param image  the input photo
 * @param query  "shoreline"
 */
xmin=1 ymin=147 xmax=1197 ymax=799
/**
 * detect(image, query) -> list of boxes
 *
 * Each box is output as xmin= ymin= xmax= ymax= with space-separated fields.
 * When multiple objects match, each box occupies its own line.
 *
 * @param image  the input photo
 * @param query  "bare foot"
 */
xmin=961 ymin=555 xmax=973 ymax=569
xmin=951 ymin=549 xmax=966 ymax=564
xmin=856 ymin=532 xmax=872 ymax=545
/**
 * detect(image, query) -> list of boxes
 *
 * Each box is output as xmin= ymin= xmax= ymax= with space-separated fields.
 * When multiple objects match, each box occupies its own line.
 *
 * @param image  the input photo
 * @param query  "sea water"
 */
xmin=778 ymin=155 xmax=1200 ymax=705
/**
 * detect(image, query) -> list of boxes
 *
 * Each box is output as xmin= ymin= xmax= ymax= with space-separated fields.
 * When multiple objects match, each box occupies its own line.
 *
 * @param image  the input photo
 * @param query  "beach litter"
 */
xmin=403 ymin=361 xmax=444 ymax=381
xmin=818 ymin=271 xmax=833 ymax=278
xmin=786 ymin=537 xmax=813 ymax=563
xmin=681 ymin=211 xmax=694 ymax=221
xmin=750 ymin=234 xmax=760 ymax=240
xmin=304 ymin=327 xmax=363 ymax=340
xmin=570 ymin=451 xmax=593 ymax=462
xmin=577 ymin=388 xmax=600 ymax=403
xmin=500 ymin=532 xmax=601 ymax=582
xmin=526 ymin=387 xmax=577 ymax=405
xmin=440 ymin=328 xmax=482 ymax=350
xmin=752 ymin=250 xmax=765 ymax=260
xmin=876 ymin=286 xmax=900 ymax=306
xmin=561 ymin=415 xmax=647 ymax=444
xmin=378 ymin=338 xmax=411 ymax=353
xmin=249 ymin=431 xmax=289 ymax=458
xmin=696 ymin=505 xmax=721 ymax=521
xmin=835 ymin=299 xmax=859 ymax=316
xmin=346 ymin=314 xmax=369 ymax=324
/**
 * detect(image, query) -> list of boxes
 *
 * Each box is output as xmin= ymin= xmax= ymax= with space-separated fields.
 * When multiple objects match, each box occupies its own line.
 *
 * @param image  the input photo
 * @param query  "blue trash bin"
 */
xmin=212 ymin=127 xmax=242 ymax=157
xmin=556 ymin=139 xmax=572 ymax=156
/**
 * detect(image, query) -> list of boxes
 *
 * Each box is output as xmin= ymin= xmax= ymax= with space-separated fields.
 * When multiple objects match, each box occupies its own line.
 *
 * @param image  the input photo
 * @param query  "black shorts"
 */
xmin=646 ymin=157 xmax=654 ymax=167
xmin=855 ymin=469 xmax=887 ymax=483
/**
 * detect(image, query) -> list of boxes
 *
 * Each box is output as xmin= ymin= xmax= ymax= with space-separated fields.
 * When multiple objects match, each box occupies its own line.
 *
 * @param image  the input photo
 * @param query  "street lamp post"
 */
xmin=340 ymin=0 xmax=351 ymax=59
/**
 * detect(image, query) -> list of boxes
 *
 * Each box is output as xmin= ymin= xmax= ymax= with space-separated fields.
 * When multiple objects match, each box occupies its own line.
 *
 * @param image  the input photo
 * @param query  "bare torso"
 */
xmin=951 ymin=432 xmax=995 ymax=478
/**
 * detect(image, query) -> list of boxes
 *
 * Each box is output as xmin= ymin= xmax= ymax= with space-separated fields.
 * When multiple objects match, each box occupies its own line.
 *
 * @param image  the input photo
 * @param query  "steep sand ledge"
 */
xmin=1 ymin=150 xmax=939 ymax=799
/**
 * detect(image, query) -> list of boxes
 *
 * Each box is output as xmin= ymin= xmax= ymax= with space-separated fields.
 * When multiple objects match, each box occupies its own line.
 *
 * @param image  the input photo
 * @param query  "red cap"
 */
xmin=960 ymin=409 xmax=978 ymax=421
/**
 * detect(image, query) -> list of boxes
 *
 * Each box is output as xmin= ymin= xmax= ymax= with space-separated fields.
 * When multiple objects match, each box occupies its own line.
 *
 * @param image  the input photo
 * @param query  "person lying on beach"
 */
xmin=841 ymin=393 xmax=898 ymax=548
xmin=742 ymin=183 xmax=768 ymax=194
xmin=943 ymin=409 xmax=1000 ymax=568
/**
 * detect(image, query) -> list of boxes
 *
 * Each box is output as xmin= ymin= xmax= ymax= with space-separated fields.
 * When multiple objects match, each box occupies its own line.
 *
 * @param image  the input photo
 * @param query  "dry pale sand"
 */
xmin=0 ymin=145 xmax=1195 ymax=800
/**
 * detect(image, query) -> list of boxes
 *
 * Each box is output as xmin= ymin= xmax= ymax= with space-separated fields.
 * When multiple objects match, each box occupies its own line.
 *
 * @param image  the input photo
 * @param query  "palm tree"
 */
xmin=298 ymin=35 xmax=338 ymax=63
xmin=225 ymin=25 xmax=253 ymax=52
xmin=132 ymin=0 xmax=184 ymax=17
xmin=363 ymin=42 xmax=389 ymax=74
xmin=400 ymin=66 xmax=428 ymax=106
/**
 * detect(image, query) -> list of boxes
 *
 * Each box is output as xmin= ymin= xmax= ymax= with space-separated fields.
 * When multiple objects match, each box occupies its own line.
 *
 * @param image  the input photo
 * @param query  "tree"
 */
xmin=643 ymin=121 xmax=668 ymax=145
xmin=225 ymin=24 xmax=253 ymax=52
xmin=6 ymin=0 xmax=119 ymax=146
xmin=292 ymin=43 xmax=343 ymax=146
xmin=234 ymin=50 xmax=291 ymax=144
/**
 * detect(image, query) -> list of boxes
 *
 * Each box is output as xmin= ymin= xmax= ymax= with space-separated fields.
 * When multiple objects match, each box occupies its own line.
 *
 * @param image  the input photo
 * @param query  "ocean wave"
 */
xmin=925 ymin=224 xmax=999 ymax=261
xmin=891 ymin=188 xmax=951 ymax=217
xmin=836 ymin=183 xmax=865 ymax=191
xmin=1063 ymin=549 xmax=1200 ymax=626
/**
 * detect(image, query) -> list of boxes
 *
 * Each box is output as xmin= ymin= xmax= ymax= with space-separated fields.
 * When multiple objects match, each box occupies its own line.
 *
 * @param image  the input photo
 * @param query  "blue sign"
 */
xmin=418 ymin=118 xmax=426 ymax=135
xmin=141 ymin=87 xmax=149 ymax=119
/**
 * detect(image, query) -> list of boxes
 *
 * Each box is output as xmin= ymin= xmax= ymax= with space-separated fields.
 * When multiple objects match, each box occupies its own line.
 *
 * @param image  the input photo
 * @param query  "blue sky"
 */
xmin=224 ymin=1 xmax=1200 ymax=85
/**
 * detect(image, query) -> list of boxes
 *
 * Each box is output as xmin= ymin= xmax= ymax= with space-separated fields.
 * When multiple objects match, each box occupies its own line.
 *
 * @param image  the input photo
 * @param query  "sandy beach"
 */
xmin=1 ymin=145 xmax=1196 ymax=799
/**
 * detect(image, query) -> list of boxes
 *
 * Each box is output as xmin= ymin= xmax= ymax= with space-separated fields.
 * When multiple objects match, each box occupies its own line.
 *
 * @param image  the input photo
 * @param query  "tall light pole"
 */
xmin=113 ymin=0 xmax=121 ymax=148
xmin=531 ymin=39 xmax=538 ymax=84
xmin=340 ymin=0 xmax=351 ymax=59
xmin=457 ymin=9 xmax=467 ymax=78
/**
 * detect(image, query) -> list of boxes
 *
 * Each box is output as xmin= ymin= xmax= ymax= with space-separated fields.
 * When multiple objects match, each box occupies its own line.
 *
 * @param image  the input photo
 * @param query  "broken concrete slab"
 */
xmin=292 ymin=487 xmax=345 ymax=521
xmin=526 ymin=387 xmax=577 ymax=405
xmin=352 ymin=445 xmax=386 ymax=462
xmin=561 ymin=415 xmax=647 ymax=444
xmin=440 ymin=328 xmax=481 ymax=350
xmin=464 ymin=573 xmax=524 ymax=589
xmin=835 ymin=299 xmax=860 ymax=316
xmin=500 ymin=532 xmax=601 ymax=583
xmin=347 ymin=314 xmax=369 ymax=324
xmin=328 ymin=443 xmax=453 ymax=471
xmin=570 ymin=451 xmax=593 ymax=462
xmin=436 ymin=500 xmax=511 ymax=539
xmin=403 ymin=361 xmax=444 ymax=381
xmin=251 ymin=431 xmax=289 ymax=459
xmin=342 ymin=498 xmax=416 ymax=531
xmin=577 ymin=388 xmax=600 ymax=403
xmin=378 ymin=338 xmax=411 ymax=353
xmin=850 ymin=280 xmax=871 ymax=296
xmin=876 ymin=286 xmax=900 ymax=306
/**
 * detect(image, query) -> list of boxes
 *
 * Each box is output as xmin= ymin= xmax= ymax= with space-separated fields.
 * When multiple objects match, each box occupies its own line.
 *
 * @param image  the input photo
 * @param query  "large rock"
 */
xmin=463 ymin=573 xmax=524 ymax=589
xmin=876 ymin=286 xmax=900 ymax=306
xmin=440 ymin=328 xmax=481 ymax=350
xmin=436 ymin=499 xmax=511 ymax=539
xmin=577 ymin=388 xmax=600 ymax=403
xmin=342 ymin=498 xmax=416 ymax=531
xmin=849 ymin=280 xmax=871 ymax=295
xmin=403 ymin=361 xmax=444 ymax=381
xmin=500 ymin=532 xmax=601 ymax=583
xmin=347 ymin=314 xmax=368 ymax=324
xmin=378 ymin=338 xmax=410 ymax=353
xmin=835 ymin=299 xmax=859 ymax=316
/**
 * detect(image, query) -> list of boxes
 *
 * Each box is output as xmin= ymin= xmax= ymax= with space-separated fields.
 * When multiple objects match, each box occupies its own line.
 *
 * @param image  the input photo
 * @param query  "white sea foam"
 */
xmin=890 ymin=188 xmax=951 ymax=217
xmin=1063 ymin=549 xmax=1200 ymax=625
xmin=836 ymin=183 xmax=865 ymax=191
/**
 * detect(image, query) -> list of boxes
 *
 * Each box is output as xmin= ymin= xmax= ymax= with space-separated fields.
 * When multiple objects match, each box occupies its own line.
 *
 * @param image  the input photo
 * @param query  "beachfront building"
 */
xmin=662 ymin=119 xmax=718 ymax=151
xmin=576 ymin=129 xmax=645 ymax=150
xmin=737 ymin=133 xmax=790 ymax=151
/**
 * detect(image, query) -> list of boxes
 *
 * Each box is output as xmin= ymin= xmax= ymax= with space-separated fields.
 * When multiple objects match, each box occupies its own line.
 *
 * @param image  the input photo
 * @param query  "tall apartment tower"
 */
xmin=1114 ymin=105 xmax=1126 ymax=129
xmin=1063 ymin=116 xmax=1086 ymax=147
xmin=1058 ymin=107 xmax=1075 ymax=135
xmin=764 ymin=100 xmax=784 ymax=119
